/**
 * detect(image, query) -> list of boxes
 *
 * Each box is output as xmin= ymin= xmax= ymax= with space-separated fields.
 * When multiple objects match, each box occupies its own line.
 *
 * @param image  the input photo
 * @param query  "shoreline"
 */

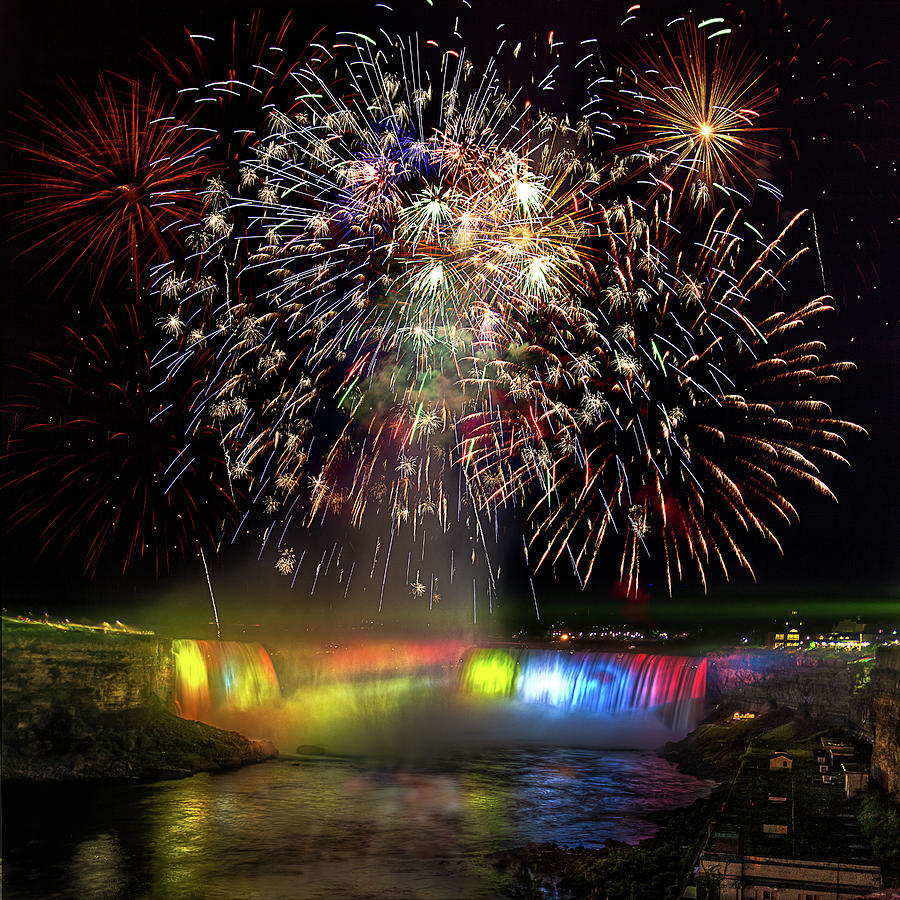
xmin=1 ymin=695 xmax=278 ymax=782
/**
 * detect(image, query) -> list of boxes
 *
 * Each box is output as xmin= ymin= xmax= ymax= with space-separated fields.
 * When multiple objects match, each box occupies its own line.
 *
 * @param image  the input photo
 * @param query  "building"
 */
xmin=770 ymin=628 xmax=802 ymax=650
xmin=822 ymin=739 xmax=855 ymax=770
xmin=769 ymin=611 xmax=804 ymax=650
xmin=823 ymin=619 xmax=875 ymax=650
xmin=698 ymin=852 xmax=883 ymax=899
xmin=842 ymin=763 xmax=869 ymax=798
xmin=697 ymin=740 xmax=882 ymax=899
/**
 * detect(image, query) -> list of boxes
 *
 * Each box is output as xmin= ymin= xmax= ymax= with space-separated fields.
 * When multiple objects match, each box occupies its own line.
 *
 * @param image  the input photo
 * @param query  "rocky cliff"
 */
xmin=1 ymin=618 xmax=277 ymax=780
xmin=707 ymin=648 xmax=855 ymax=723
xmin=3 ymin=618 xmax=174 ymax=712
xmin=709 ymin=646 xmax=900 ymax=796
xmin=857 ymin=646 xmax=900 ymax=796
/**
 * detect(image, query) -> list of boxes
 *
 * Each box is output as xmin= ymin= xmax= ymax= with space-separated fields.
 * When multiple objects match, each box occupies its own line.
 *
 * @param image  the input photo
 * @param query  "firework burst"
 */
xmin=611 ymin=21 xmax=776 ymax=208
xmin=2 ymin=304 xmax=239 ymax=577
xmin=9 ymin=76 xmax=215 ymax=297
xmin=468 ymin=200 xmax=862 ymax=593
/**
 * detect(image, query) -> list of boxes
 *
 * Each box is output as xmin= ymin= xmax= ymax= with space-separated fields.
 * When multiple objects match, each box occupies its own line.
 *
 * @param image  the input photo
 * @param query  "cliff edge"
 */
xmin=1 ymin=617 xmax=277 ymax=781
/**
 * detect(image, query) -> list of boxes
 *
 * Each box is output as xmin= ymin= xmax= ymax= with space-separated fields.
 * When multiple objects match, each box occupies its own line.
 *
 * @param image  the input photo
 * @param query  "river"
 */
xmin=2 ymin=747 xmax=714 ymax=899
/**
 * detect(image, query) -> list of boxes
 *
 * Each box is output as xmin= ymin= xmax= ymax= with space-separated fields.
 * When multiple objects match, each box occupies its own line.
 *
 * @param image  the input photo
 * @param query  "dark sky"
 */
xmin=1 ymin=0 xmax=897 ymax=637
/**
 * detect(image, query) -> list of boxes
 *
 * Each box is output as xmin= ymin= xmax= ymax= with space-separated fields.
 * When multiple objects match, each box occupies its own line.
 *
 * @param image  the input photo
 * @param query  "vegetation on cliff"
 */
xmin=660 ymin=707 xmax=831 ymax=780
xmin=859 ymin=790 xmax=900 ymax=886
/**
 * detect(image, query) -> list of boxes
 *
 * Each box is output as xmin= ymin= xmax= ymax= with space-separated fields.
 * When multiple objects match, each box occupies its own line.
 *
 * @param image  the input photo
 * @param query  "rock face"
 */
xmin=708 ymin=646 xmax=900 ymax=797
xmin=856 ymin=646 xmax=900 ymax=797
xmin=1 ymin=618 xmax=277 ymax=781
xmin=3 ymin=619 xmax=174 ymax=713
xmin=708 ymin=649 xmax=855 ymax=723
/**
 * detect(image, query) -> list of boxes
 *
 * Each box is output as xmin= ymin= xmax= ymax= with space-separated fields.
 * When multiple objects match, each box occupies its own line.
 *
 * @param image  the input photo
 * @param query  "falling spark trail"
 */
xmin=311 ymin=548 xmax=328 ymax=595
xmin=530 ymin=577 xmax=540 ymax=620
xmin=811 ymin=211 xmax=827 ymax=292
xmin=290 ymin=549 xmax=307 ymax=589
xmin=199 ymin=548 xmax=220 ymax=639
xmin=324 ymin=542 xmax=338 ymax=576
xmin=258 ymin=525 xmax=273 ymax=559
xmin=370 ymin=536 xmax=381 ymax=578
xmin=379 ymin=527 xmax=395 ymax=612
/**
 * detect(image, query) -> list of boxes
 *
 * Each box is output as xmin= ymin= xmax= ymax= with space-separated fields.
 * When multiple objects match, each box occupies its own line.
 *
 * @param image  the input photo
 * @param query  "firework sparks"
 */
xmin=9 ymin=76 xmax=214 ymax=297
xmin=2 ymin=14 xmax=864 ymax=610
xmin=469 ymin=202 xmax=862 ymax=593
xmin=612 ymin=21 xmax=776 ymax=206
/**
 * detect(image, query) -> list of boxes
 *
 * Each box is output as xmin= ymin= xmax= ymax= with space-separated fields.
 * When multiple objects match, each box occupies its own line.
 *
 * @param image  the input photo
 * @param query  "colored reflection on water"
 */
xmin=3 ymin=749 xmax=716 ymax=900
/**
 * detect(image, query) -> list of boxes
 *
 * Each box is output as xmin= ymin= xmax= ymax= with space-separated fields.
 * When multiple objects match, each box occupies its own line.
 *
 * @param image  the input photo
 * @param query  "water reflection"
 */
xmin=70 ymin=834 xmax=124 ymax=899
xmin=4 ymin=750 xmax=714 ymax=899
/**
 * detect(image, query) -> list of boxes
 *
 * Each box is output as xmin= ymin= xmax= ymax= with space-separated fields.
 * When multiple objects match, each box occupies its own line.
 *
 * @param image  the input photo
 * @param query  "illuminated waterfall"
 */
xmin=460 ymin=649 xmax=708 ymax=734
xmin=172 ymin=639 xmax=280 ymax=723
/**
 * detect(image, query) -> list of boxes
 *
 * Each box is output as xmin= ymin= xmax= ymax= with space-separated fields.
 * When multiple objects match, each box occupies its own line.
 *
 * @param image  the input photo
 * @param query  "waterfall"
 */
xmin=172 ymin=639 xmax=280 ymax=722
xmin=460 ymin=648 xmax=708 ymax=734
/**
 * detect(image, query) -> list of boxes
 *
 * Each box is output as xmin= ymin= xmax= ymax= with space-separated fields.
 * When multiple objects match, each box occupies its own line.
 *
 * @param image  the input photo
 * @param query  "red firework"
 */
xmin=2 ymin=304 xmax=240 ymax=578
xmin=8 ymin=75 xmax=216 ymax=298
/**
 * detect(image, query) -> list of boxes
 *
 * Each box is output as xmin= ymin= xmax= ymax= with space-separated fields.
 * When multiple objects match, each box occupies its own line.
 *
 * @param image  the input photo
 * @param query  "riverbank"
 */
xmin=491 ymin=784 xmax=728 ymax=900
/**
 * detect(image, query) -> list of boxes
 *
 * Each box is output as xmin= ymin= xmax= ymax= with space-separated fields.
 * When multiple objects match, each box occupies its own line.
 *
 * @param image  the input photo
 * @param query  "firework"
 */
xmin=152 ymin=22 xmax=862 ymax=602
xmin=157 ymin=35 xmax=599 ymax=603
xmin=610 ymin=20 xmax=776 ymax=208
xmin=4 ymin=13 xmax=863 ymax=608
xmin=468 ymin=200 xmax=862 ymax=593
xmin=2 ymin=304 xmax=239 ymax=577
xmin=9 ymin=76 xmax=214 ymax=297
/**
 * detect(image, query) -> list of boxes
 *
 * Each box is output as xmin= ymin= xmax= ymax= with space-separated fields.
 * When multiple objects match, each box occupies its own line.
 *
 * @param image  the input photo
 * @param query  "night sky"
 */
xmin=1 ymin=0 xmax=897 ymax=638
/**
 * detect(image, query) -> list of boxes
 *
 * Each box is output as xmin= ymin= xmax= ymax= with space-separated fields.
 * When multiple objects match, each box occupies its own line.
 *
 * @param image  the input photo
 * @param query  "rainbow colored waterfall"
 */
xmin=172 ymin=639 xmax=280 ymax=722
xmin=460 ymin=649 xmax=708 ymax=734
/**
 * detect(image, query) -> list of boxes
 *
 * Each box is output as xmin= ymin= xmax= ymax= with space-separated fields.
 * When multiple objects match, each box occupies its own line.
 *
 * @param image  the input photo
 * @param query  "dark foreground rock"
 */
xmin=490 ymin=790 xmax=728 ymax=900
xmin=2 ymin=695 xmax=278 ymax=781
